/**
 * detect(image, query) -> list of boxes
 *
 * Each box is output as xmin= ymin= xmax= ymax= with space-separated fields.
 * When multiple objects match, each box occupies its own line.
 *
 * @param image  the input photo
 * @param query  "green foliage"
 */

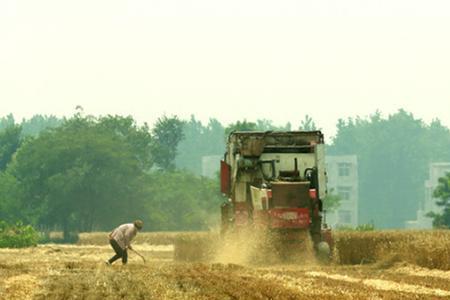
xmin=434 ymin=172 xmax=450 ymax=203
xmin=8 ymin=114 xmax=153 ymax=239
xmin=176 ymin=116 xmax=225 ymax=175
xmin=429 ymin=172 xmax=450 ymax=228
xmin=336 ymin=222 xmax=375 ymax=231
xmin=21 ymin=115 xmax=63 ymax=136
xmin=329 ymin=109 xmax=450 ymax=228
xmin=151 ymin=115 xmax=185 ymax=171
xmin=224 ymin=120 xmax=258 ymax=137
xmin=323 ymin=188 xmax=341 ymax=212
xmin=255 ymin=119 xmax=292 ymax=131
xmin=355 ymin=222 xmax=376 ymax=231
xmin=225 ymin=119 xmax=293 ymax=138
xmin=144 ymin=170 xmax=224 ymax=231
xmin=0 ymin=114 xmax=15 ymax=131
xmin=0 ymin=114 xmax=63 ymax=138
xmin=97 ymin=115 xmax=153 ymax=170
xmin=1 ymin=111 xmax=449 ymax=234
xmin=0 ymin=125 xmax=23 ymax=171
xmin=0 ymin=221 xmax=39 ymax=248
xmin=0 ymin=113 xmax=224 ymax=235
xmin=0 ymin=172 xmax=25 ymax=223
xmin=299 ymin=114 xmax=320 ymax=131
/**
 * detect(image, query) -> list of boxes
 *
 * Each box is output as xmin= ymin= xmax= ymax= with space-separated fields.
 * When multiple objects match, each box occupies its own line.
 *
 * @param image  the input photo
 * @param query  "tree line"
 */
xmin=0 ymin=113 xmax=226 ymax=240
xmin=0 ymin=110 xmax=449 ymax=237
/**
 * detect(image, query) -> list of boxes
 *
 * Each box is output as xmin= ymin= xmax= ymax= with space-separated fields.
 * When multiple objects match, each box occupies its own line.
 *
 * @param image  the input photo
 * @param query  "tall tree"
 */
xmin=151 ymin=115 xmax=185 ymax=171
xmin=0 ymin=125 xmax=23 ymax=171
xmin=176 ymin=116 xmax=226 ymax=175
xmin=0 ymin=172 xmax=24 ymax=223
xmin=9 ymin=114 xmax=152 ymax=238
xmin=204 ymin=118 xmax=226 ymax=155
xmin=226 ymin=119 xmax=292 ymax=136
xmin=224 ymin=120 xmax=257 ymax=137
xmin=299 ymin=114 xmax=319 ymax=131
xmin=21 ymin=115 xmax=63 ymax=136
xmin=97 ymin=115 xmax=153 ymax=170
xmin=175 ymin=115 xmax=205 ymax=174
xmin=255 ymin=119 xmax=292 ymax=132
xmin=430 ymin=172 xmax=450 ymax=228
xmin=0 ymin=114 xmax=15 ymax=131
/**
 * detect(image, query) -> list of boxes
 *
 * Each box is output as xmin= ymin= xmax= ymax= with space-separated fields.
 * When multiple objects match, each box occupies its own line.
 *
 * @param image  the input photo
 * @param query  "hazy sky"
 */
xmin=1 ymin=0 xmax=450 ymax=138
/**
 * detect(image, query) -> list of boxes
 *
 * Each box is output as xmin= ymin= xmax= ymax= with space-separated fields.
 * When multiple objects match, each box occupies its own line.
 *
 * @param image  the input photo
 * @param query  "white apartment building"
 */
xmin=325 ymin=155 xmax=359 ymax=228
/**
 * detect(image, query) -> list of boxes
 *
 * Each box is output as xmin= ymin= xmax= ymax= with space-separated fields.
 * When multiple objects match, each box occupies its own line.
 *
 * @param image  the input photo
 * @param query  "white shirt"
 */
xmin=110 ymin=223 xmax=137 ymax=250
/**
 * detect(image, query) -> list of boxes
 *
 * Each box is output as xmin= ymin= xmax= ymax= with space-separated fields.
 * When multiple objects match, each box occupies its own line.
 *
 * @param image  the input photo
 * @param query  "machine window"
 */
xmin=338 ymin=210 xmax=352 ymax=224
xmin=337 ymin=186 xmax=352 ymax=201
xmin=338 ymin=162 xmax=351 ymax=177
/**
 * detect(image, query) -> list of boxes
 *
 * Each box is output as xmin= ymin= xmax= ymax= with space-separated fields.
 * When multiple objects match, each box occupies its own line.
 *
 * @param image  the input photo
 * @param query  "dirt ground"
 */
xmin=1 ymin=243 xmax=450 ymax=300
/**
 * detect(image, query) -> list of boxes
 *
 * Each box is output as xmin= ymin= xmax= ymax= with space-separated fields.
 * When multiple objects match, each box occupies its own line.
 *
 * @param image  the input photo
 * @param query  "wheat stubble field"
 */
xmin=1 ymin=231 xmax=450 ymax=300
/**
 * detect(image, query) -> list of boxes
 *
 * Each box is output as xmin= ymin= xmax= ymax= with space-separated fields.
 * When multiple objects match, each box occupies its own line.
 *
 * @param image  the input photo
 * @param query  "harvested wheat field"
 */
xmin=1 ymin=231 xmax=450 ymax=300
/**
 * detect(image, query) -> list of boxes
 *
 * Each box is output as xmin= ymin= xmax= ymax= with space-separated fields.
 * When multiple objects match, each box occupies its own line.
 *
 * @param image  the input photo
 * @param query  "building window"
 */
xmin=338 ymin=210 xmax=352 ymax=224
xmin=338 ymin=162 xmax=351 ymax=177
xmin=337 ymin=186 xmax=352 ymax=201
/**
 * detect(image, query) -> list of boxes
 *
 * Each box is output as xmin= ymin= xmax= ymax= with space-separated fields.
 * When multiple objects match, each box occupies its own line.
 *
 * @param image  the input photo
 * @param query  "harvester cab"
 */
xmin=220 ymin=131 xmax=332 ymax=260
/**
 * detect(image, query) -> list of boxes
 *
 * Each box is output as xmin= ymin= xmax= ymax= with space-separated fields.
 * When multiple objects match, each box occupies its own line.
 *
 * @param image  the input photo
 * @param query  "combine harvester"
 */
xmin=175 ymin=131 xmax=333 ymax=262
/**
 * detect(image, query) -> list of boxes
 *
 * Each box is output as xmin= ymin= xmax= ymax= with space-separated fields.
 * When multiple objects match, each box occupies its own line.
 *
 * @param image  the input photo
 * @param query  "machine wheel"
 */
xmin=315 ymin=241 xmax=331 ymax=263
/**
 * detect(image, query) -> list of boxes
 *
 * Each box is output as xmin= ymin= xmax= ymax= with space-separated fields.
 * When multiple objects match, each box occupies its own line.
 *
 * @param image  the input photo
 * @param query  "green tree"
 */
xmin=97 ymin=115 xmax=153 ymax=170
xmin=224 ymin=120 xmax=257 ymax=137
xmin=225 ymin=119 xmax=293 ymax=137
xmin=0 ymin=114 xmax=64 ymax=138
xmin=21 ymin=115 xmax=63 ymax=136
xmin=151 ymin=115 xmax=185 ymax=171
xmin=299 ymin=114 xmax=319 ymax=131
xmin=144 ymin=170 xmax=224 ymax=230
xmin=175 ymin=115 xmax=205 ymax=174
xmin=9 ymin=114 xmax=152 ymax=239
xmin=176 ymin=116 xmax=225 ymax=175
xmin=0 ymin=172 xmax=24 ymax=223
xmin=256 ymin=119 xmax=292 ymax=131
xmin=323 ymin=188 xmax=341 ymax=212
xmin=204 ymin=118 xmax=226 ymax=155
xmin=0 ymin=125 xmax=23 ymax=171
xmin=0 ymin=221 xmax=40 ymax=248
xmin=429 ymin=172 xmax=450 ymax=228
xmin=0 ymin=114 xmax=15 ymax=131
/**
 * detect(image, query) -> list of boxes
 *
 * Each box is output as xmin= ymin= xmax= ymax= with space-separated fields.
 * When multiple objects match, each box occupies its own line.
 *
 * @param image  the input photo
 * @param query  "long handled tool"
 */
xmin=130 ymin=248 xmax=146 ymax=263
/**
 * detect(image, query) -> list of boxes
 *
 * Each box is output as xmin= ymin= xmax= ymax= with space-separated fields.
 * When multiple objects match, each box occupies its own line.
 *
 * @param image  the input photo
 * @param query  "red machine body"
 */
xmin=220 ymin=131 xmax=333 ymax=258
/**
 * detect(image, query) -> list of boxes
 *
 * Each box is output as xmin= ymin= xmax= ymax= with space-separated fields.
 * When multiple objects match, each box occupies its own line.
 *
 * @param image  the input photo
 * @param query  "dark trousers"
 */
xmin=108 ymin=239 xmax=128 ymax=264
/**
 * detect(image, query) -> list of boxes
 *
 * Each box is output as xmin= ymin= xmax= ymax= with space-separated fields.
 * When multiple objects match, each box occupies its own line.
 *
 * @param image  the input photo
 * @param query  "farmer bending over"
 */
xmin=106 ymin=220 xmax=143 ymax=265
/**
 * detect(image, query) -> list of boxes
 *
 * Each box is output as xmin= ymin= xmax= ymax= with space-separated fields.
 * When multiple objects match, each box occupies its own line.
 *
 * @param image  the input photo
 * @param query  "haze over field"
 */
xmin=2 ymin=2 xmax=450 ymax=299
xmin=1 ymin=0 xmax=450 ymax=137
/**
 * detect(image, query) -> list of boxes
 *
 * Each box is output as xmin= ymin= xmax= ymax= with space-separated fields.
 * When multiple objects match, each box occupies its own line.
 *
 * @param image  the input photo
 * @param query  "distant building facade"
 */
xmin=405 ymin=162 xmax=450 ymax=229
xmin=325 ymin=155 xmax=359 ymax=228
